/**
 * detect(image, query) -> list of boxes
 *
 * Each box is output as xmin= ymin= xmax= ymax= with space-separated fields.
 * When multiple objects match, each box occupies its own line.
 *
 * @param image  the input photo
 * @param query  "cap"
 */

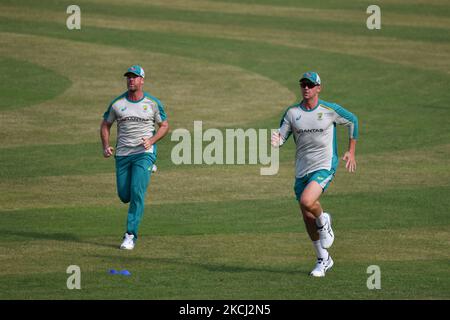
xmin=300 ymin=71 xmax=321 ymax=85
xmin=124 ymin=65 xmax=145 ymax=78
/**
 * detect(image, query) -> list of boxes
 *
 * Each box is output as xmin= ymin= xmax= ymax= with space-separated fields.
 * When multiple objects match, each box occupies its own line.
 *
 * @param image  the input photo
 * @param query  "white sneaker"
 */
xmin=317 ymin=212 xmax=334 ymax=249
xmin=309 ymin=255 xmax=334 ymax=277
xmin=120 ymin=233 xmax=135 ymax=250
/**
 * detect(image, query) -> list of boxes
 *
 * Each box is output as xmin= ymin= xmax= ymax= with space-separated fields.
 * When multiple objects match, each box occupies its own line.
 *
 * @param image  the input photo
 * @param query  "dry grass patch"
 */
xmin=1 ymin=226 xmax=448 ymax=277
xmin=89 ymin=0 xmax=450 ymax=29
xmin=1 ymin=5 xmax=448 ymax=75
xmin=0 ymin=32 xmax=294 ymax=147
xmin=336 ymin=227 xmax=450 ymax=262
xmin=1 ymin=144 xmax=449 ymax=210
xmin=330 ymin=143 xmax=450 ymax=195
xmin=0 ymin=166 xmax=293 ymax=211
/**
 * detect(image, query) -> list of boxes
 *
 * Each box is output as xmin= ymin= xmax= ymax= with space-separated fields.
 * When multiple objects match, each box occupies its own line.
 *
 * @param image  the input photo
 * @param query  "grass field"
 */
xmin=0 ymin=0 xmax=449 ymax=300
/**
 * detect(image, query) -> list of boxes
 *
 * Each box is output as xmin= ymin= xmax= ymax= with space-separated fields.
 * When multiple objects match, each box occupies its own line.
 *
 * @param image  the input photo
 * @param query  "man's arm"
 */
xmin=342 ymin=138 xmax=356 ymax=173
xmin=330 ymin=103 xmax=358 ymax=173
xmin=271 ymin=109 xmax=292 ymax=148
xmin=100 ymin=120 xmax=114 ymax=158
xmin=141 ymin=120 xmax=169 ymax=150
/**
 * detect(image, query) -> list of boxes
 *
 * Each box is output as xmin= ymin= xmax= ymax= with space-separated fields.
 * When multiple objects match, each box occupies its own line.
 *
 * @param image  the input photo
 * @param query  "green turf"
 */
xmin=0 ymin=57 xmax=71 ymax=111
xmin=0 ymin=0 xmax=449 ymax=299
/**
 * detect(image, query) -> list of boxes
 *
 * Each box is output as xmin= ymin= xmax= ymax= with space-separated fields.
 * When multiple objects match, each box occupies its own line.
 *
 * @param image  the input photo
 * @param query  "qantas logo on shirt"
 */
xmin=297 ymin=128 xmax=324 ymax=134
xmin=118 ymin=116 xmax=150 ymax=123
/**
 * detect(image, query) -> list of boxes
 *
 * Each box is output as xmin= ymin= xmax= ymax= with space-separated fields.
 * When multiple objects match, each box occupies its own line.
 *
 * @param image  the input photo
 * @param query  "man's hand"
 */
xmin=141 ymin=137 xmax=154 ymax=150
xmin=103 ymin=146 xmax=114 ymax=158
xmin=100 ymin=120 xmax=114 ymax=158
xmin=342 ymin=151 xmax=356 ymax=173
xmin=271 ymin=130 xmax=283 ymax=148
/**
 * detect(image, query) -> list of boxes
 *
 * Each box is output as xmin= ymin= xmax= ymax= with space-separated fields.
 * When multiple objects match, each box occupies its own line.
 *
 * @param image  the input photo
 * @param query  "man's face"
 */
xmin=300 ymin=80 xmax=321 ymax=100
xmin=126 ymin=74 xmax=144 ymax=92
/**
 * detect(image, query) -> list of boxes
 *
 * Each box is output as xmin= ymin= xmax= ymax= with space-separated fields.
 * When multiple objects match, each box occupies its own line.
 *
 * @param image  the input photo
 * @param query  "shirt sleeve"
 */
xmin=103 ymin=103 xmax=116 ymax=124
xmin=279 ymin=108 xmax=292 ymax=144
xmin=332 ymin=103 xmax=358 ymax=139
xmin=154 ymin=99 xmax=167 ymax=124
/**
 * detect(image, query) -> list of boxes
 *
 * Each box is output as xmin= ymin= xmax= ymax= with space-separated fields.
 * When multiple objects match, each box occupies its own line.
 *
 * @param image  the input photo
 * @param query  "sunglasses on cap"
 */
xmin=300 ymin=81 xmax=318 ymax=89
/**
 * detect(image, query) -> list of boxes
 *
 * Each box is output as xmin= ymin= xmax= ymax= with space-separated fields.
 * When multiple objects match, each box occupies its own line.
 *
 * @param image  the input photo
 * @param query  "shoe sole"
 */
xmin=120 ymin=245 xmax=134 ymax=250
xmin=325 ymin=258 xmax=334 ymax=272
xmin=320 ymin=213 xmax=334 ymax=249
xmin=309 ymin=273 xmax=324 ymax=277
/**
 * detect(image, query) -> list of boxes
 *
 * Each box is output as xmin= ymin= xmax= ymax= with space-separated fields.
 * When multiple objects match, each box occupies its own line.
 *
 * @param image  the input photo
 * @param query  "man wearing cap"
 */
xmin=100 ymin=65 xmax=169 ymax=250
xmin=272 ymin=72 xmax=358 ymax=277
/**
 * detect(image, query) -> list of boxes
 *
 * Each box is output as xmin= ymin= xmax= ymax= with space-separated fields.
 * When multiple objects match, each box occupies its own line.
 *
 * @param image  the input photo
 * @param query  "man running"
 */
xmin=272 ymin=71 xmax=358 ymax=277
xmin=100 ymin=65 xmax=169 ymax=250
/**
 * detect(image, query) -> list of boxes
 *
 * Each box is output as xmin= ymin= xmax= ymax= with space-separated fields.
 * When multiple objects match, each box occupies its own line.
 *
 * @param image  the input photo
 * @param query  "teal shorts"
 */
xmin=294 ymin=169 xmax=335 ymax=200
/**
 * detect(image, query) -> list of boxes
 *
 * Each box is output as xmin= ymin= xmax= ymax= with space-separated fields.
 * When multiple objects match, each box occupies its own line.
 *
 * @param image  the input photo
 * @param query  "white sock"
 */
xmin=315 ymin=212 xmax=327 ymax=228
xmin=313 ymin=240 xmax=328 ymax=259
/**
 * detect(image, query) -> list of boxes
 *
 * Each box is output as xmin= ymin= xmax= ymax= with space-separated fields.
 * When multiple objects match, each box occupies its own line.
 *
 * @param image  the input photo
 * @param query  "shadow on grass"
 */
xmin=0 ymin=230 xmax=80 ymax=241
xmin=0 ymin=230 xmax=118 ymax=249
xmin=1 ymin=231 xmax=311 ymax=274
xmin=88 ymin=254 xmax=309 ymax=275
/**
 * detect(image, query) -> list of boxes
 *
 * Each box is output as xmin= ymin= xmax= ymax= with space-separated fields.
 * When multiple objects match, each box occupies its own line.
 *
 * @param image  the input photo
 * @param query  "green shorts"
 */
xmin=294 ymin=169 xmax=335 ymax=200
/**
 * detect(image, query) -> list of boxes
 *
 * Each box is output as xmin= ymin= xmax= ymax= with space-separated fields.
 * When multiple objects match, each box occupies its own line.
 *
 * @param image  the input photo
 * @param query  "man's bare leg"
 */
xmin=299 ymin=181 xmax=334 ymax=249
xmin=299 ymin=180 xmax=324 ymax=237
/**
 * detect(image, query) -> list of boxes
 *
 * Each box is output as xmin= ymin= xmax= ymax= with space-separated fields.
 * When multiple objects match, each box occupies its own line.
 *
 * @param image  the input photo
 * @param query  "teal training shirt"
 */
xmin=279 ymin=99 xmax=358 ymax=178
